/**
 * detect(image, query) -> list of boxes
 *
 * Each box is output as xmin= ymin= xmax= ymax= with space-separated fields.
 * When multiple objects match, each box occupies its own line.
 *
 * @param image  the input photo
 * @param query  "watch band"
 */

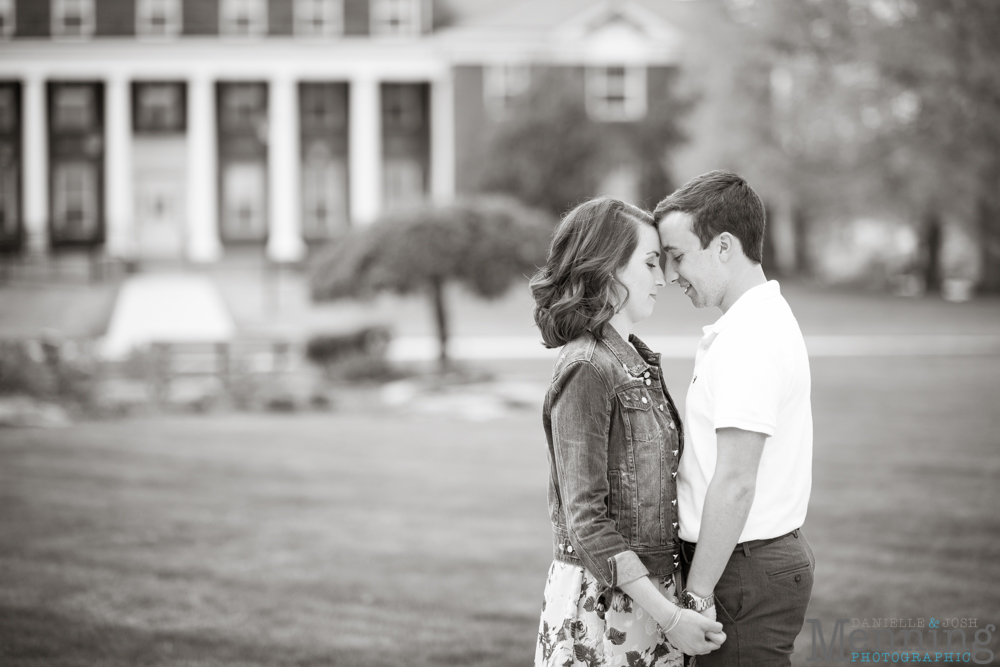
xmin=681 ymin=589 xmax=715 ymax=612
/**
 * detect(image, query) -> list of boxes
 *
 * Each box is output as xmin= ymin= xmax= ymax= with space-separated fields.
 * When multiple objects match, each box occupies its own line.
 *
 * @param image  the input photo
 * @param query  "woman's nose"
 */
xmin=655 ymin=265 xmax=666 ymax=287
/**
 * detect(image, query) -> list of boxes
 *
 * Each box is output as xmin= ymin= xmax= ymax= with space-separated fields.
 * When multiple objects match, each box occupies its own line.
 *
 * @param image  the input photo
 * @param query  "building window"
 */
xmin=136 ymin=0 xmax=181 ymax=37
xmin=371 ymin=0 xmax=420 ymax=36
xmin=383 ymin=158 xmax=423 ymax=210
xmin=220 ymin=83 xmax=267 ymax=133
xmin=0 ymin=86 xmax=15 ymax=131
xmin=302 ymin=144 xmax=348 ymax=238
xmin=0 ymin=82 xmax=19 ymax=247
xmin=484 ymin=64 xmax=530 ymax=121
xmin=0 ymin=0 xmax=15 ymax=39
xmin=133 ymin=82 xmax=186 ymax=134
xmin=220 ymin=0 xmax=267 ymax=37
xmin=295 ymin=0 xmax=342 ymax=36
xmin=382 ymin=84 xmax=423 ymax=132
xmin=53 ymin=85 xmax=97 ymax=131
xmin=222 ymin=162 xmax=267 ymax=240
xmin=301 ymin=83 xmax=347 ymax=132
xmin=586 ymin=65 xmax=646 ymax=122
xmin=52 ymin=0 xmax=95 ymax=39
xmin=53 ymin=162 xmax=99 ymax=239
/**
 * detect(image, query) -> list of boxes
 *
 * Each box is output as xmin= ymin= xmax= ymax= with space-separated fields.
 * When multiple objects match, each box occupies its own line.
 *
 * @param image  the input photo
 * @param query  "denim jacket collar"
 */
xmin=597 ymin=326 xmax=659 ymax=378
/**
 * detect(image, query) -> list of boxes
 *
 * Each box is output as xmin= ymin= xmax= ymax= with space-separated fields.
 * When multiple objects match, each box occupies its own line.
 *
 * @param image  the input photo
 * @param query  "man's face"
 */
xmin=658 ymin=211 xmax=726 ymax=309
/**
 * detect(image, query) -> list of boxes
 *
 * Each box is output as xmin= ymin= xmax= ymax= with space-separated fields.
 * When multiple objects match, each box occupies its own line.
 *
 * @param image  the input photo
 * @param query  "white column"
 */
xmin=186 ymin=74 xmax=222 ymax=262
xmin=266 ymin=75 xmax=305 ymax=262
xmin=22 ymin=73 xmax=48 ymax=254
xmin=430 ymin=71 xmax=456 ymax=204
xmin=105 ymin=74 xmax=134 ymax=259
xmin=349 ymin=75 xmax=381 ymax=225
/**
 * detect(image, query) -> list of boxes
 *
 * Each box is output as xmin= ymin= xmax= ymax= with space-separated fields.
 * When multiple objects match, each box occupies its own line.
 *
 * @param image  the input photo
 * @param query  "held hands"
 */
xmin=663 ymin=608 xmax=725 ymax=656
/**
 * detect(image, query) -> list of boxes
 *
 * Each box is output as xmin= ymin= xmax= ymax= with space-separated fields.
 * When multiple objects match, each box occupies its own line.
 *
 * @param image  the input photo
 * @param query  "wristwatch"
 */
xmin=680 ymin=589 xmax=715 ymax=612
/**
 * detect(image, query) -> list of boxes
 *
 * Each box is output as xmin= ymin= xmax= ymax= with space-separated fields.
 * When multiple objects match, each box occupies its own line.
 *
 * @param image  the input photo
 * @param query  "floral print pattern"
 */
xmin=535 ymin=560 xmax=684 ymax=667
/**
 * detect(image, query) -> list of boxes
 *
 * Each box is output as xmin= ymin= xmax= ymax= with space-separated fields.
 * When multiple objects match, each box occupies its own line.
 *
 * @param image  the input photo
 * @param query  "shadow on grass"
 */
xmin=0 ymin=605 xmax=367 ymax=667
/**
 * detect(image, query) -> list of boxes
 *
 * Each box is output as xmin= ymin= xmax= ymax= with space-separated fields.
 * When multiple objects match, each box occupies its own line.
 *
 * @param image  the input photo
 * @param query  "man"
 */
xmin=655 ymin=171 xmax=814 ymax=666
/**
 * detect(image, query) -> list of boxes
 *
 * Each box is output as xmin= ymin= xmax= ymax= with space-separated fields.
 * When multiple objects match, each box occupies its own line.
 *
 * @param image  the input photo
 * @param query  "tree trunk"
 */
xmin=429 ymin=276 xmax=449 ymax=372
xmin=920 ymin=209 xmax=943 ymax=295
xmin=793 ymin=206 xmax=811 ymax=277
xmin=761 ymin=201 xmax=780 ymax=276
xmin=978 ymin=195 xmax=1000 ymax=293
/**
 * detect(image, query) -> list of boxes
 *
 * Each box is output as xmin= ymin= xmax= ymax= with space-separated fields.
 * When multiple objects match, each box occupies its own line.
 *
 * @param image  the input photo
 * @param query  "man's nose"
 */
xmin=663 ymin=258 xmax=680 ymax=284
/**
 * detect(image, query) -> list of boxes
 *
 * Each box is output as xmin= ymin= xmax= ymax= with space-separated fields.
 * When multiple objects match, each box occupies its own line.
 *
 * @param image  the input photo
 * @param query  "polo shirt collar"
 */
xmin=703 ymin=280 xmax=782 ymax=337
xmin=599 ymin=325 xmax=658 ymax=377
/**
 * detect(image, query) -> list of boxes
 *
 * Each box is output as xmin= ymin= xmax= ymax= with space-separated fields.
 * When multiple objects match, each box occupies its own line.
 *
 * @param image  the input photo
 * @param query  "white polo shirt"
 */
xmin=677 ymin=280 xmax=812 ymax=544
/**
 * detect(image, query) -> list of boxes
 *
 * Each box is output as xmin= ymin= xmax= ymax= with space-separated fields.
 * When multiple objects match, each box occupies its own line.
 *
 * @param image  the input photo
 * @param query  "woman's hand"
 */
xmin=664 ymin=608 xmax=725 ymax=656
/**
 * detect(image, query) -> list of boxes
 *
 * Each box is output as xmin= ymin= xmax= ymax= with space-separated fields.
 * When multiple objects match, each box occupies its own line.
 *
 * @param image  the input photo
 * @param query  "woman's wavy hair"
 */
xmin=530 ymin=196 xmax=657 ymax=349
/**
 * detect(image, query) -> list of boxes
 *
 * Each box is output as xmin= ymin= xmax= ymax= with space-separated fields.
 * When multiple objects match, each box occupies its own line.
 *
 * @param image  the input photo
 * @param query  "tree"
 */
xmin=309 ymin=197 xmax=553 ymax=370
xmin=477 ymin=68 xmax=690 ymax=217
xmin=698 ymin=0 xmax=1000 ymax=290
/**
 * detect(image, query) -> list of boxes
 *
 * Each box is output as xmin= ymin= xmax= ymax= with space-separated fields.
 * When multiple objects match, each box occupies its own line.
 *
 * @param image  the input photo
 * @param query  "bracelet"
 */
xmin=661 ymin=603 xmax=683 ymax=635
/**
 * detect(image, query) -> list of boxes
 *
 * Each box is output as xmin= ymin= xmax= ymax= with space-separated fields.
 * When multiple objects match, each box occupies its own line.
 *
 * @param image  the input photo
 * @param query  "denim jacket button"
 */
xmin=641 ymin=397 xmax=647 ymax=404
xmin=672 ymin=522 xmax=678 ymax=528
xmin=644 ymin=371 xmax=650 ymax=378
xmin=645 ymin=379 xmax=651 ymax=386
xmin=567 ymin=545 xmax=573 ymax=553
xmin=671 ymin=471 xmax=677 ymax=478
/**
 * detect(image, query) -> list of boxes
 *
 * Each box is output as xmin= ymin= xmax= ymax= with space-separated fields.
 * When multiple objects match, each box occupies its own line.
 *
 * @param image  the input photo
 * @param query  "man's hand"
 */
xmin=664 ymin=609 xmax=725 ymax=655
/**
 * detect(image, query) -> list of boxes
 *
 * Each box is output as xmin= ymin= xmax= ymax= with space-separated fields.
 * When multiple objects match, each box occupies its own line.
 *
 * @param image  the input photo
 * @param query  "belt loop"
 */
xmin=742 ymin=542 xmax=751 ymax=558
xmin=793 ymin=529 xmax=800 ymax=539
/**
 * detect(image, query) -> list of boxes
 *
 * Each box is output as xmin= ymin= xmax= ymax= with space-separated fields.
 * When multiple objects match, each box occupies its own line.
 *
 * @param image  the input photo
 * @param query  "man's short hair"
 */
xmin=653 ymin=170 xmax=766 ymax=264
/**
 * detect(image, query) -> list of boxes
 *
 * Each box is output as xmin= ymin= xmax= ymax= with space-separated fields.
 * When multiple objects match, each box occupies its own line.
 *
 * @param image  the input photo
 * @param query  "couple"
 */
xmin=532 ymin=171 xmax=815 ymax=667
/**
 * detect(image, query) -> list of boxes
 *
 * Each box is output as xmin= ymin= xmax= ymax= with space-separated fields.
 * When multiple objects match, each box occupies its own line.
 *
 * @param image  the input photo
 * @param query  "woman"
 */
xmin=530 ymin=197 xmax=724 ymax=666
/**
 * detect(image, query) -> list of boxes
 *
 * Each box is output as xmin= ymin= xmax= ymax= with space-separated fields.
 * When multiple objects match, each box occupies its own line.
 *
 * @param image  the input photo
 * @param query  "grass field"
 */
xmin=2 ymin=355 xmax=1000 ymax=666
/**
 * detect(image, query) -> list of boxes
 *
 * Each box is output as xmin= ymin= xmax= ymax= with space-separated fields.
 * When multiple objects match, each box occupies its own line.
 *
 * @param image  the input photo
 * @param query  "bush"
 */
xmin=304 ymin=327 xmax=404 ymax=383
xmin=0 ymin=339 xmax=98 ymax=406
xmin=304 ymin=327 xmax=391 ymax=366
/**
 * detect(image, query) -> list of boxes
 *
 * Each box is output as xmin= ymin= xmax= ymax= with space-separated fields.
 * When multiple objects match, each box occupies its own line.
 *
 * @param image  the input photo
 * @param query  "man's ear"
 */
xmin=717 ymin=232 xmax=734 ymax=262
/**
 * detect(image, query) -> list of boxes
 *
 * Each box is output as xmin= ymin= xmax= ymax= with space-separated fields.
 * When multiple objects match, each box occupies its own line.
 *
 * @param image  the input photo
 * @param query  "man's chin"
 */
xmin=684 ymin=292 xmax=706 ymax=308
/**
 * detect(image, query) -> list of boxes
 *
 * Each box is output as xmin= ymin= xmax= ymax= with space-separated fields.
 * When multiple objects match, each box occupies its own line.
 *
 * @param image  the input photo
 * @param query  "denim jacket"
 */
xmin=542 ymin=327 xmax=684 ymax=598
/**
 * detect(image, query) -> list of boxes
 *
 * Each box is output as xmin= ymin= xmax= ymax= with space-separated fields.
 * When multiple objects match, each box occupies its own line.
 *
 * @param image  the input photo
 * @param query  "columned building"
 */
xmin=0 ymin=0 xmax=685 ymax=265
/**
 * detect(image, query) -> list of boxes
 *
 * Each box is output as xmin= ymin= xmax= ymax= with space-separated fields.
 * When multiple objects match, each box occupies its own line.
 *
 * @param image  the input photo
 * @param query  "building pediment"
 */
xmin=441 ymin=0 xmax=683 ymax=64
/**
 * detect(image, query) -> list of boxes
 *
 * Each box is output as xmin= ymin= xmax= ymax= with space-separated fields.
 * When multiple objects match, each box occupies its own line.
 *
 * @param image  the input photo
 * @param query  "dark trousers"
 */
xmin=681 ymin=530 xmax=815 ymax=667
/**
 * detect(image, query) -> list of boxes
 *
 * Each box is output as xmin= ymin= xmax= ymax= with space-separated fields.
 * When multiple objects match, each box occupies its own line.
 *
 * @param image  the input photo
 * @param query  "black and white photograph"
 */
xmin=0 ymin=0 xmax=998 ymax=665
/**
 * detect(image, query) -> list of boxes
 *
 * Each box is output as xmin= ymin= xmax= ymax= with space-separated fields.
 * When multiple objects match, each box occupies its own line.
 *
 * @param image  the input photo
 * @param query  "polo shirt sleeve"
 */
xmin=709 ymin=329 xmax=784 ymax=438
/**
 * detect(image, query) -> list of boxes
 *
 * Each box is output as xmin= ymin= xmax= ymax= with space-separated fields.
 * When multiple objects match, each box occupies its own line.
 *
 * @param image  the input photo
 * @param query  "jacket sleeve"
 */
xmin=550 ymin=360 xmax=650 ymax=590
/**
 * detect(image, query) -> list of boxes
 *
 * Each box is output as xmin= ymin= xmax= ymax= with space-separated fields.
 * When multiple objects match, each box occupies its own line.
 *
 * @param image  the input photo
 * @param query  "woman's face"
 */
xmin=616 ymin=223 xmax=666 ymax=326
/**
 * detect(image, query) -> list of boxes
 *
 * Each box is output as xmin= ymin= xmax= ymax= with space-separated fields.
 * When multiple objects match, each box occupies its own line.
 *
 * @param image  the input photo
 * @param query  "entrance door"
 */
xmin=132 ymin=82 xmax=187 ymax=261
xmin=135 ymin=171 xmax=184 ymax=258
xmin=217 ymin=82 xmax=268 ymax=244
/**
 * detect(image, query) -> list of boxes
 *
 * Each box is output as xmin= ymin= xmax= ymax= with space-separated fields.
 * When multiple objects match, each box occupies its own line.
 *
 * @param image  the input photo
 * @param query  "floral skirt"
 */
xmin=534 ymin=560 xmax=684 ymax=667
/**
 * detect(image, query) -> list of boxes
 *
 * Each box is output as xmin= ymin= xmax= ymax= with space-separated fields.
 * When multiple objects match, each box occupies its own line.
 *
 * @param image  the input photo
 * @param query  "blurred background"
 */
xmin=0 ymin=0 xmax=999 ymax=665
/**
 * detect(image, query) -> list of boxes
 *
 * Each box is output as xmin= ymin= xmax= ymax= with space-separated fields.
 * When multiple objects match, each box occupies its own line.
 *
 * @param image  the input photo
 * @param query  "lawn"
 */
xmin=1 ymin=355 xmax=999 ymax=666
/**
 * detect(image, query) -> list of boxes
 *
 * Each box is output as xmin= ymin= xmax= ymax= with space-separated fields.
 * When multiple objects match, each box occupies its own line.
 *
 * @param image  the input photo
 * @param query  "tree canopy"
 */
xmin=310 ymin=196 xmax=553 ymax=367
xmin=477 ymin=67 xmax=691 ymax=217
xmin=697 ymin=0 xmax=1000 ymax=289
